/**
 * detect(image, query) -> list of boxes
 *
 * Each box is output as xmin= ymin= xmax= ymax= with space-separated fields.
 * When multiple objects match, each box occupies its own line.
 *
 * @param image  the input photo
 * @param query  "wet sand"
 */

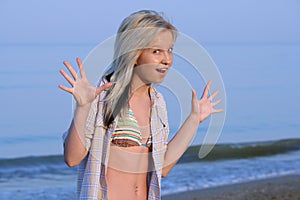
xmin=162 ymin=174 xmax=300 ymax=200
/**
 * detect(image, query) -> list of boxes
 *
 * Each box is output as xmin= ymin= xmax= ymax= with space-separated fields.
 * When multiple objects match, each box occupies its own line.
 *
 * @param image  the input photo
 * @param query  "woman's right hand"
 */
xmin=59 ymin=58 xmax=112 ymax=107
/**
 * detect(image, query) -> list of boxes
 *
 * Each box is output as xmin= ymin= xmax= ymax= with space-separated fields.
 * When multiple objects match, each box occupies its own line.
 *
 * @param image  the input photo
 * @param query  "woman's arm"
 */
xmin=63 ymin=104 xmax=91 ymax=167
xmin=162 ymin=81 xmax=223 ymax=177
xmin=59 ymin=58 xmax=112 ymax=167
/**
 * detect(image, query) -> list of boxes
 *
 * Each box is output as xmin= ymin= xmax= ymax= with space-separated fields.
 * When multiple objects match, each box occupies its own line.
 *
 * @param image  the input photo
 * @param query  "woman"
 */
xmin=59 ymin=10 xmax=222 ymax=200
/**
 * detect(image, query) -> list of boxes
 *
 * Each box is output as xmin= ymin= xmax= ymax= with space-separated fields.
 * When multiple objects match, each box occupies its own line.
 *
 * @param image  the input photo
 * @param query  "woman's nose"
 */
xmin=161 ymin=51 xmax=172 ymax=65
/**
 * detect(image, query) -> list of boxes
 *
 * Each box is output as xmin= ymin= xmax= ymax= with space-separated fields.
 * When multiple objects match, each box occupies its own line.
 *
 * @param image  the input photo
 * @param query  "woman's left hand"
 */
xmin=191 ymin=80 xmax=223 ymax=124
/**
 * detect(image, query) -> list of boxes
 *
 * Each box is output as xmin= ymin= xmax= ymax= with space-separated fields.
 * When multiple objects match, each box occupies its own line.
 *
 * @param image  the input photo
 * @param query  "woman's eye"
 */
xmin=153 ymin=49 xmax=160 ymax=54
xmin=168 ymin=48 xmax=173 ymax=53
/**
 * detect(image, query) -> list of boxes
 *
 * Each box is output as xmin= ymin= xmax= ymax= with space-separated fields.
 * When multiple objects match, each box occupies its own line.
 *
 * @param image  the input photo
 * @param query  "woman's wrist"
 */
xmin=76 ymin=102 xmax=92 ymax=110
xmin=188 ymin=112 xmax=200 ymax=124
xmin=74 ymin=103 xmax=92 ymax=117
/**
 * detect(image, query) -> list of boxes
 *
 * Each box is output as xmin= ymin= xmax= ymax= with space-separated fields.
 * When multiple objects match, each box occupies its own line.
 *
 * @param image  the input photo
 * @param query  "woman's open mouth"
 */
xmin=156 ymin=67 xmax=168 ymax=74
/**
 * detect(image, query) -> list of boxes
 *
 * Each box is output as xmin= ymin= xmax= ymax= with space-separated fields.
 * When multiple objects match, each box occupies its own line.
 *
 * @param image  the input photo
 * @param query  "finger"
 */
xmin=58 ymin=84 xmax=73 ymax=94
xmin=213 ymin=108 xmax=224 ymax=113
xmin=192 ymin=89 xmax=197 ymax=103
xmin=95 ymin=82 xmax=114 ymax=96
xmin=63 ymin=61 xmax=78 ymax=80
xmin=209 ymin=90 xmax=220 ymax=101
xmin=191 ymin=89 xmax=199 ymax=112
xmin=211 ymin=99 xmax=222 ymax=107
xmin=201 ymin=80 xmax=212 ymax=98
xmin=76 ymin=58 xmax=87 ymax=79
xmin=59 ymin=69 xmax=75 ymax=86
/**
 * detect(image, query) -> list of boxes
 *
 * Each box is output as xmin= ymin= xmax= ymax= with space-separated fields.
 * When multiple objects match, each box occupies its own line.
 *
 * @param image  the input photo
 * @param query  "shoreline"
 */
xmin=162 ymin=174 xmax=300 ymax=200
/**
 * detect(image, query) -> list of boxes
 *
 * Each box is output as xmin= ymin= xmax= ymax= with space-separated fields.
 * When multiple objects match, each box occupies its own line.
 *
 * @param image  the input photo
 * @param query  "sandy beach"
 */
xmin=162 ymin=174 xmax=300 ymax=200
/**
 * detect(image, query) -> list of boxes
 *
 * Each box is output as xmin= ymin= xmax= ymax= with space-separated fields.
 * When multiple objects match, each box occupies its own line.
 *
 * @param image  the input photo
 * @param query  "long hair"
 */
xmin=102 ymin=10 xmax=177 ymax=127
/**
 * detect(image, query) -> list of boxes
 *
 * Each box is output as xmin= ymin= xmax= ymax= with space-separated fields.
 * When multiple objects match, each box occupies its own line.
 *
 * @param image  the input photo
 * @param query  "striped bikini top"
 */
xmin=111 ymin=108 xmax=152 ymax=148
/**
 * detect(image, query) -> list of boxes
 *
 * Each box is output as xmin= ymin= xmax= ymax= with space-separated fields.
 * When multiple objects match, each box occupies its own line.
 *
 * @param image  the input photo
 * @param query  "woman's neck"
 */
xmin=131 ymin=84 xmax=150 ymax=98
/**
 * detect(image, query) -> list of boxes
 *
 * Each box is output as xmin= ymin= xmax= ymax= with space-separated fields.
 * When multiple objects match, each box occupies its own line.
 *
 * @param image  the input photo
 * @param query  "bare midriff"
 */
xmin=107 ymin=145 xmax=150 ymax=200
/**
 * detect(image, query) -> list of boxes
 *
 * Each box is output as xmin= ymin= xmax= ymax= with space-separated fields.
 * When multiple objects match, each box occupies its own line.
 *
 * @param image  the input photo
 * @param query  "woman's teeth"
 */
xmin=156 ymin=68 xmax=167 ymax=73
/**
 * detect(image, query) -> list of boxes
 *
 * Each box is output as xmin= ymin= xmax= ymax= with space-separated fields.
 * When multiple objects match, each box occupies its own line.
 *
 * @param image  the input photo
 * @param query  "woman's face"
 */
xmin=133 ymin=30 xmax=174 ymax=85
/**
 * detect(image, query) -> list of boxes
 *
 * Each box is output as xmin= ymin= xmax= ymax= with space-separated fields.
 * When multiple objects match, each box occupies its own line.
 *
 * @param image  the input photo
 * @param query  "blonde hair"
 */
xmin=103 ymin=10 xmax=177 ymax=127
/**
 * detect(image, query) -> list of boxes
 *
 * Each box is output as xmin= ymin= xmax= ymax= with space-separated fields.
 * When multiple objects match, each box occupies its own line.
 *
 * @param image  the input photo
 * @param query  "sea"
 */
xmin=0 ymin=42 xmax=299 ymax=199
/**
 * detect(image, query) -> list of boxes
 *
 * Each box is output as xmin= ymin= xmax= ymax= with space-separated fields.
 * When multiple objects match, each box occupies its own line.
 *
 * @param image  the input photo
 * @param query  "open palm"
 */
xmin=191 ymin=80 xmax=223 ymax=123
xmin=58 ymin=58 xmax=112 ymax=106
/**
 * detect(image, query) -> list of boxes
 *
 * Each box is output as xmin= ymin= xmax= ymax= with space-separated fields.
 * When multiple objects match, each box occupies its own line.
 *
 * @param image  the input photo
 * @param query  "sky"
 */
xmin=1 ymin=0 xmax=299 ymax=45
xmin=0 ymin=1 xmax=300 ymax=157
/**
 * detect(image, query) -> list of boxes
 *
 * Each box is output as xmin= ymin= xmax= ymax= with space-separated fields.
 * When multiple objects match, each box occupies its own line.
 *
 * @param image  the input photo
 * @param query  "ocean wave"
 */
xmin=0 ymin=155 xmax=63 ymax=168
xmin=179 ymin=138 xmax=300 ymax=163
xmin=0 ymin=155 xmax=75 ymax=179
